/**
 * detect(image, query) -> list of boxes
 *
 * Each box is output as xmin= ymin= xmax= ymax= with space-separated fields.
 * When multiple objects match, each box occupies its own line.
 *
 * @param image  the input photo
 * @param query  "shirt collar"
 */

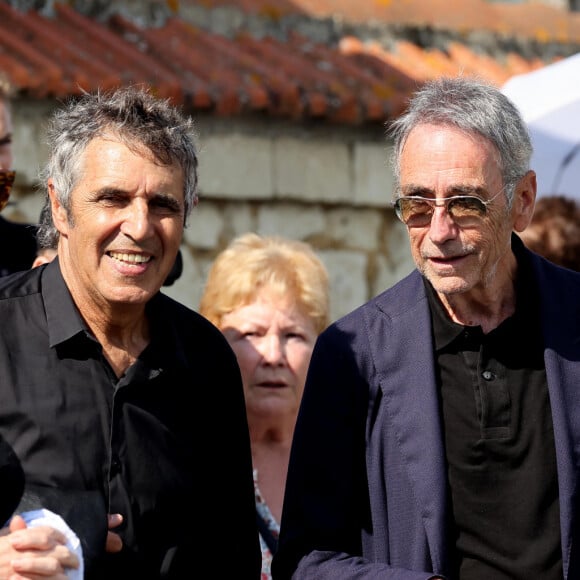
xmin=426 ymin=234 xmax=539 ymax=353
xmin=41 ymin=258 xmax=188 ymax=372
xmin=42 ymin=257 xmax=90 ymax=348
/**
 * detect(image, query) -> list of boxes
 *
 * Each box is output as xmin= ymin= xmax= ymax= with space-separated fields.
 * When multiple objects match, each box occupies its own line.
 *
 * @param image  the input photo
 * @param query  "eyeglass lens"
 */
xmin=395 ymin=196 xmax=488 ymax=226
xmin=0 ymin=170 xmax=15 ymax=212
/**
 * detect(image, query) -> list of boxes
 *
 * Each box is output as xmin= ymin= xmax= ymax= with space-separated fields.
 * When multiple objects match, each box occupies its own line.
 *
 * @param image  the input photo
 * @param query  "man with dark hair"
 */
xmin=0 ymin=73 xmax=83 ymax=579
xmin=0 ymin=86 xmax=260 ymax=579
xmin=520 ymin=194 xmax=580 ymax=271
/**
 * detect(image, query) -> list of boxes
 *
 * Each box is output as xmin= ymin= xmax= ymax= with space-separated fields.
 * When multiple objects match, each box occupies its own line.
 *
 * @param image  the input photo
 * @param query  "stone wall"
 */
xmin=7 ymin=99 xmax=415 ymax=323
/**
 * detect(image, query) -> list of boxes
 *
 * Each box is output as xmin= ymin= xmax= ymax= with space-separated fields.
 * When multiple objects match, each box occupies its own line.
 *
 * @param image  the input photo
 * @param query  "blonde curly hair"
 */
xmin=199 ymin=233 xmax=330 ymax=334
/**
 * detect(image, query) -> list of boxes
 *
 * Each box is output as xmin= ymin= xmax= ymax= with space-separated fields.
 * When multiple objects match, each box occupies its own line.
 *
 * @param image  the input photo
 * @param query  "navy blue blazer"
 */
xmin=273 ymin=239 xmax=580 ymax=579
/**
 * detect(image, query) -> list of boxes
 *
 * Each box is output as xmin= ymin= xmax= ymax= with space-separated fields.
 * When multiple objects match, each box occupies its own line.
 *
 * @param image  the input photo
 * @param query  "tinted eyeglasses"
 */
xmin=393 ymin=189 xmax=504 ymax=228
xmin=0 ymin=170 xmax=15 ymax=212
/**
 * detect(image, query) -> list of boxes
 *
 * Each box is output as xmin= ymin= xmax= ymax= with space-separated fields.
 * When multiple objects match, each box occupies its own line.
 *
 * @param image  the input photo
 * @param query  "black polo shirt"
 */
xmin=426 ymin=254 xmax=562 ymax=579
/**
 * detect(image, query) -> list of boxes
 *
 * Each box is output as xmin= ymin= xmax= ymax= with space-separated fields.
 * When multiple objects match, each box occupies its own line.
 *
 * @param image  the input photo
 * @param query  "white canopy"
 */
xmin=502 ymin=53 xmax=580 ymax=199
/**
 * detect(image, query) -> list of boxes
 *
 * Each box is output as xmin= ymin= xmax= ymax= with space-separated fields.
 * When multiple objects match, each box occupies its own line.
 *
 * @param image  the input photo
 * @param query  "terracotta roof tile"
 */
xmin=187 ymin=0 xmax=580 ymax=41
xmin=0 ymin=1 xmax=576 ymax=125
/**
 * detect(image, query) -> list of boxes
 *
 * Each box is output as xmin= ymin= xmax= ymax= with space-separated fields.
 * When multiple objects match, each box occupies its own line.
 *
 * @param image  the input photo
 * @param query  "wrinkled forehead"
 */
xmin=402 ymin=123 xmax=500 ymax=160
xmin=399 ymin=123 xmax=503 ymax=190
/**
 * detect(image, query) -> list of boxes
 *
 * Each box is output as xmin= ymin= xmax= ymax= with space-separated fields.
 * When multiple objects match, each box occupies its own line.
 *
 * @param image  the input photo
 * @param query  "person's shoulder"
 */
xmin=330 ymin=269 xmax=423 ymax=329
xmin=527 ymin=243 xmax=580 ymax=279
xmin=154 ymin=292 xmax=232 ymax=338
xmin=155 ymin=292 xmax=209 ymax=319
xmin=153 ymin=293 xmax=240 ymax=370
xmin=0 ymin=215 xmax=31 ymax=229
xmin=0 ymin=266 xmax=41 ymax=301
xmin=0 ymin=216 xmax=37 ymax=245
xmin=0 ymin=217 xmax=38 ymax=275
xmin=525 ymin=248 xmax=580 ymax=312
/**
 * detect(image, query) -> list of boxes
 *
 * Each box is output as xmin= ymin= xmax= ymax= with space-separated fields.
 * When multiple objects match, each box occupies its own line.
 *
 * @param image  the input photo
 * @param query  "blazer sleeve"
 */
xmin=273 ymin=318 xmax=438 ymax=580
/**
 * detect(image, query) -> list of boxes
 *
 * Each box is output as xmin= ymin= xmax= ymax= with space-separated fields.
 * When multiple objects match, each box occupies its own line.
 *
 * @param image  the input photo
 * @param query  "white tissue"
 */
xmin=19 ymin=509 xmax=84 ymax=580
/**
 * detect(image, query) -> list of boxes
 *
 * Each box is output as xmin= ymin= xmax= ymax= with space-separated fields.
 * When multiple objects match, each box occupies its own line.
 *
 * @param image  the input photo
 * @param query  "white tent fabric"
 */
xmin=502 ymin=53 xmax=580 ymax=199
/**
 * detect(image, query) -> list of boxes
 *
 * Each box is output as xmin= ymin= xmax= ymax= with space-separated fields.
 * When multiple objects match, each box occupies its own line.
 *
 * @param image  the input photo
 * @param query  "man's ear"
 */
xmin=512 ymin=170 xmax=537 ymax=232
xmin=47 ymin=178 xmax=69 ymax=234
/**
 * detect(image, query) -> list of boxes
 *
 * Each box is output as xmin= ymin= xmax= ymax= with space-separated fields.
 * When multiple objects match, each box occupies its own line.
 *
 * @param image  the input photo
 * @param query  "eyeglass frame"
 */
xmin=392 ymin=187 xmax=507 ymax=227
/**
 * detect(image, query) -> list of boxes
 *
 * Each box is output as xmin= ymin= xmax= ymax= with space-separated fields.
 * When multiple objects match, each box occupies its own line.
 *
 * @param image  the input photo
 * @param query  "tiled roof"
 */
xmin=198 ymin=0 xmax=580 ymax=40
xmin=0 ymin=0 xmax=578 ymax=124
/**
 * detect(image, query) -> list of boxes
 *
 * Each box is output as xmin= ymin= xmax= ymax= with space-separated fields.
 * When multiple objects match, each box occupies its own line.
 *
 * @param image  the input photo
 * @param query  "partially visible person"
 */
xmin=273 ymin=76 xmax=580 ymax=579
xmin=199 ymin=233 xmax=329 ymax=579
xmin=162 ymin=244 xmax=183 ymax=286
xmin=0 ymin=75 xmax=83 ymax=580
xmin=0 ymin=86 xmax=260 ymax=579
xmin=0 ymin=74 xmax=38 ymax=276
xmin=31 ymin=198 xmax=58 ymax=268
xmin=32 ymin=245 xmax=57 ymax=268
xmin=0 ymin=513 xmax=81 ymax=579
xmin=519 ymin=194 xmax=580 ymax=271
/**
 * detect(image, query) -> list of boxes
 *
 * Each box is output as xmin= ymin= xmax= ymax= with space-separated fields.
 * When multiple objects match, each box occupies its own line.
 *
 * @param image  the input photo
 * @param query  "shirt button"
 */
xmin=110 ymin=458 xmax=121 ymax=475
xmin=482 ymin=370 xmax=495 ymax=381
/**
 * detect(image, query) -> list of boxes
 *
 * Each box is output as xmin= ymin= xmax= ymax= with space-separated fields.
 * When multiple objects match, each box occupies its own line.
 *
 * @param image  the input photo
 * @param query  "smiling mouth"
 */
xmin=108 ymin=251 xmax=151 ymax=264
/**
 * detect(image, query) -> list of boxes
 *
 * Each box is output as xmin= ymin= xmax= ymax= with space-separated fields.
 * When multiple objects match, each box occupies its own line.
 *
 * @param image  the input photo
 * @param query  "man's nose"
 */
xmin=119 ymin=200 xmax=154 ymax=240
xmin=428 ymin=206 xmax=458 ymax=243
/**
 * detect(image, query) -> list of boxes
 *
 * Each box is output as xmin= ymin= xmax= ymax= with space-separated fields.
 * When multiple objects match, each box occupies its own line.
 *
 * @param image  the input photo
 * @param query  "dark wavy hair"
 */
xmin=520 ymin=195 xmax=580 ymax=271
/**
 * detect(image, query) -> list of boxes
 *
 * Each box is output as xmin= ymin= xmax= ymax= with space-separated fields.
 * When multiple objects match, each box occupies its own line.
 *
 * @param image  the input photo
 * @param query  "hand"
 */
xmin=0 ymin=515 xmax=79 ymax=579
xmin=106 ymin=514 xmax=123 ymax=554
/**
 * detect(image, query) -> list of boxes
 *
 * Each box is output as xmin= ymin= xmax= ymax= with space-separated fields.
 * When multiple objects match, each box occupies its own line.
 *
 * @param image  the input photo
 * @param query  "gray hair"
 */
xmin=35 ymin=195 xmax=58 ymax=251
xmin=38 ymin=85 xmax=198 ymax=244
xmin=387 ymin=76 xmax=533 ymax=206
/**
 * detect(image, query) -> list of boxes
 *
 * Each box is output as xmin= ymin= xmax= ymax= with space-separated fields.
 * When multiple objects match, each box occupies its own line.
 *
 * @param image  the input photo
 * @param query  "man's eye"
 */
xmin=449 ymin=197 xmax=485 ymax=214
xmin=99 ymin=193 xmax=123 ymax=203
xmin=409 ymin=201 xmax=432 ymax=213
xmin=151 ymin=198 xmax=182 ymax=214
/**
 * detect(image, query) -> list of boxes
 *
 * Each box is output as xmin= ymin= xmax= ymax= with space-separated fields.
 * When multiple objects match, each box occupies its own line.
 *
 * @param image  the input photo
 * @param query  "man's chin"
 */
xmin=106 ymin=284 xmax=159 ymax=306
xmin=424 ymin=272 xmax=472 ymax=296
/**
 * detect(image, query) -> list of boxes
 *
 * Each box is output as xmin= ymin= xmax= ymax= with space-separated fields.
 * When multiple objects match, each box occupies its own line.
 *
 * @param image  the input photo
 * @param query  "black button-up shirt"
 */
xmin=426 ymin=246 xmax=562 ymax=579
xmin=0 ymin=259 xmax=260 ymax=579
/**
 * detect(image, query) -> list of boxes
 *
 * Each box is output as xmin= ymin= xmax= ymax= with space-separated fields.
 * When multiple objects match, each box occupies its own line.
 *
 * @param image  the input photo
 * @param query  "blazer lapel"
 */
xmin=370 ymin=273 xmax=448 ymax=570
